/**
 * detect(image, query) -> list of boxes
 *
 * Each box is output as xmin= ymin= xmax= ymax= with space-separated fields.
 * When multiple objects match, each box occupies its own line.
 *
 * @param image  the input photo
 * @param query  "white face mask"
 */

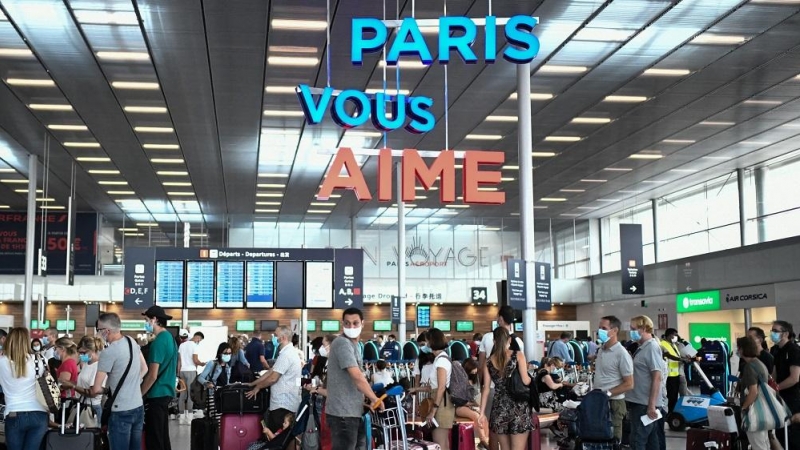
xmin=671 ymin=336 xmax=678 ymax=343
xmin=343 ymin=326 xmax=362 ymax=339
xmin=318 ymin=346 xmax=328 ymax=358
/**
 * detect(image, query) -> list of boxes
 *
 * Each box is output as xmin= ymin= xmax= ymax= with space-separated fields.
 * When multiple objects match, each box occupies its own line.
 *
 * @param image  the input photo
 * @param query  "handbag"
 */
xmin=507 ymin=359 xmax=531 ymax=403
xmin=743 ymin=362 xmax=790 ymax=432
xmin=33 ymin=354 xmax=61 ymax=414
xmin=67 ymin=398 xmax=98 ymax=428
xmin=101 ymin=336 xmax=134 ymax=428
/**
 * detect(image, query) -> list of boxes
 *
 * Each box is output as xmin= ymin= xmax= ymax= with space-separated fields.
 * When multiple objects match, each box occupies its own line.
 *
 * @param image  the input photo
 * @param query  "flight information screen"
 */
xmin=216 ymin=261 xmax=245 ymax=308
xmin=246 ymin=261 xmax=274 ymax=308
xmin=304 ymin=261 xmax=333 ymax=309
xmin=155 ymin=261 xmax=184 ymax=308
xmin=185 ymin=261 xmax=215 ymax=308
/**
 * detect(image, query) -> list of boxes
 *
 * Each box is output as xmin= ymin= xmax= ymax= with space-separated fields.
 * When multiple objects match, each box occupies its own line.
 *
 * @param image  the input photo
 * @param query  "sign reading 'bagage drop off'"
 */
xmin=295 ymin=15 xmax=541 ymax=205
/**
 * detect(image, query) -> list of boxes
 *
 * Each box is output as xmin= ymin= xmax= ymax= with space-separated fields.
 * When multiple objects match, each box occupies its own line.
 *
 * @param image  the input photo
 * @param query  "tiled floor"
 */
xmin=166 ymin=417 xmax=691 ymax=449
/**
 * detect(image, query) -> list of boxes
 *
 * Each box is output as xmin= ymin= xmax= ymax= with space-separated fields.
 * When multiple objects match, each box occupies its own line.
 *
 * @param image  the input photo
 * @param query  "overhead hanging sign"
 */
xmin=534 ymin=262 xmax=552 ymax=311
xmin=506 ymin=258 xmax=527 ymax=310
xmin=620 ymin=224 xmax=645 ymax=295
xmin=720 ymin=284 xmax=775 ymax=310
xmin=391 ymin=296 xmax=402 ymax=325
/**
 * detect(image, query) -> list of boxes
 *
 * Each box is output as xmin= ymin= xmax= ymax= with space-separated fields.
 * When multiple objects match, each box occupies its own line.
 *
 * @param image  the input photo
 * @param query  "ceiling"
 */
xmin=0 ymin=0 xmax=798 ymax=245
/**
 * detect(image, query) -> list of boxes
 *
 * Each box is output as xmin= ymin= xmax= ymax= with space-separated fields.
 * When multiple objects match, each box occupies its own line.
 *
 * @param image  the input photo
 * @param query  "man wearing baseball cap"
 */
xmin=140 ymin=306 xmax=178 ymax=450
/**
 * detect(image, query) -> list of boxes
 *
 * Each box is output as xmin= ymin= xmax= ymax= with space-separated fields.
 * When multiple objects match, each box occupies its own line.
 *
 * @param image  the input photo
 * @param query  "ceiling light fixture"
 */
xmin=560 ymin=189 xmax=585 ymax=193
xmin=604 ymin=167 xmax=633 ymax=171
xmin=124 ymin=106 xmax=168 ymax=113
xmin=604 ymin=95 xmax=649 ymax=103
xmin=255 ymin=209 xmax=280 ymax=213
xmin=96 ymin=51 xmax=149 ymax=61
xmin=0 ymin=48 xmax=33 ymax=57
xmin=257 ymin=183 xmax=286 ymax=188
xmin=167 ymin=192 xmax=195 ymax=196
xmin=88 ymin=169 xmax=120 ymax=175
xmin=256 ymin=201 xmax=281 ymax=206
xmin=307 ymin=209 xmax=331 ymax=214
xmin=143 ymin=144 xmax=179 ymax=150
xmin=39 ymin=205 xmax=65 ymax=210
xmin=629 ymin=154 xmax=663 ymax=160
xmin=136 ymin=223 xmax=159 ymax=227
xmin=268 ymin=56 xmax=319 ymax=67
xmin=580 ymin=179 xmax=607 ymax=183
xmin=265 ymin=86 xmax=298 ymax=94
xmin=98 ymin=180 xmax=128 ymax=185
xmin=662 ymin=139 xmax=696 ymax=144
xmin=263 ymin=110 xmax=304 ymax=117
xmin=642 ymin=68 xmax=691 ymax=76
xmin=532 ymin=152 xmax=557 ymax=157
xmin=271 ymin=19 xmax=328 ymax=30
xmin=574 ymin=28 xmax=634 ymax=42
xmin=508 ymin=92 xmax=555 ymax=101
xmin=111 ymin=81 xmax=159 ymax=90
xmin=150 ymin=158 xmax=184 ymax=164
xmin=156 ymin=171 xmax=188 ymax=176
xmin=544 ymin=136 xmax=581 ymax=142
xmin=76 ymin=157 xmax=111 ymax=162
xmin=540 ymin=197 xmax=567 ymax=202
xmin=257 ymin=192 xmax=284 ymax=198
xmin=47 ymin=124 xmax=88 ymax=131
xmin=107 ymin=191 xmax=135 ymax=195
xmin=365 ymin=88 xmax=411 ymax=96
xmin=63 ymin=142 xmax=101 ymax=148
xmin=6 ymin=78 xmax=54 ymax=86
xmin=118 ymin=228 xmax=139 ymax=232
xmin=258 ymin=173 xmax=289 ymax=178
xmin=135 ymin=126 xmax=173 ymax=133
xmin=346 ymin=131 xmax=382 ymax=138
xmin=1 ymin=179 xmax=28 ymax=184
xmin=502 ymin=165 xmax=519 ymax=170
xmin=538 ymin=65 xmax=588 ymax=74
xmin=486 ymin=115 xmax=517 ymax=122
xmin=28 ymin=103 xmax=72 ymax=111
xmin=378 ymin=60 xmax=428 ymax=69
xmin=501 ymin=177 xmax=515 ymax=182
xmin=691 ymin=34 xmax=747 ymax=45
xmin=35 ymin=198 xmax=55 ymax=202
xmin=743 ymin=99 xmax=783 ymax=105
xmin=445 ymin=204 xmax=470 ymax=209
xmin=465 ymin=134 xmax=503 ymax=140
xmin=14 ymin=189 xmax=42 ymax=193
xmin=162 ymin=181 xmax=192 ymax=186
xmin=700 ymin=121 xmax=735 ymax=126
xmin=571 ymin=117 xmax=612 ymax=124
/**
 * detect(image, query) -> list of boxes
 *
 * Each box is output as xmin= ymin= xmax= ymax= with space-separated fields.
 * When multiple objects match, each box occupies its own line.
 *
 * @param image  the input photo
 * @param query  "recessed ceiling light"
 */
xmin=265 ymin=86 xmax=298 ymax=94
xmin=256 ymin=201 xmax=281 ymax=206
xmin=29 ymin=103 xmax=72 ymax=111
xmin=740 ymin=141 xmax=771 ymax=145
xmin=502 ymin=165 xmax=519 ymax=170
xmin=6 ymin=78 xmax=54 ymax=86
xmin=143 ymin=144 xmax=179 ymax=150
xmin=560 ymin=189 xmax=585 ymax=193
xmin=604 ymin=167 xmax=633 ymax=171
xmin=532 ymin=152 xmax=557 ymax=157
xmin=73 ymin=10 xmax=139 ymax=25
xmin=508 ymin=92 xmax=555 ymax=101
xmin=255 ymin=209 xmax=280 ymax=213
xmin=124 ymin=106 xmax=168 ymax=113
xmin=346 ymin=131 xmax=382 ymax=138
xmin=88 ymin=170 xmax=120 ymax=175
xmin=151 ymin=158 xmax=184 ymax=164
xmin=63 ymin=142 xmax=101 ymax=148
xmin=378 ymin=60 xmax=428 ymax=69
xmin=0 ymin=48 xmax=33 ymax=57
xmin=629 ymin=154 xmax=663 ymax=160
xmin=307 ymin=209 xmax=331 ymax=214
xmin=571 ymin=117 xmax=612 ymax=124
xmin=540 ymin=197 xmax=567 ymax=202
xmin=136 ymin=223 xmax=159 ymax=227
xmin=544 ymin=136 xmax=581 ymax=142
xmin=269 ymin=45 xmax=318 ymax=54
xmin=662 ymin=139 xmax=696 ymax=144
xmin=1 ymin=179 xmax=28 ymax=184
xmin=76 ymin=157 xmax=111 ymax=162
xmin=135 ymin=126 xmax=173 ymax=133
xmin=501 ymin=177 xmax=515 ymax=182
xmin=577 ymin=206 xmax=599 ymax=210
xmin=167 ymin=192 xmax=195 ymax=196
xmin=560 ymin=213 xmax=581 ymax=217
xmin=604 ymin=95 xmax=648 ymax=103
xmin=0 ymin=205 xmax=8 ymax=209
xmin=257 ymin=192 xmax=284 ymax=198
xmin=98 ymin=180 xmax=128 ymax=185
xmin=445 ymin=204 xmax=470 ymax=209
xmin=465 ymin=134 xmax=503 ymax=140
xmin=111 ymin=81 xmax=159 ymax=90
xmin=39 ymin=205 xmax=65 ymax=210
xmin=258 ymin=173 xmax=289 ymax=178
xmin=597 ymin=199 xmax=620 ymax=203
xmin=573 ymin=28 xmax=634 ymax=42
xmin=690 ymin=34 xmax=747 ymax=45
xmin=702 ymin=156 xmax=732 ymax=161
xmin=642 ymin=68 xmax=691 ymax=76
xmin=118 ymin=228 xmax=139 ymax=232
xmin=743 ymin=99 xmax=782 ymax=105
xmin=271 ymin=19 xmax=328 ymax=30
xmin=263 ymin=110 xmax=304 ymax=117
xmin=619 ymin=190 xmax=643 ymax=194
xmin=35 ymin=197 xmax=55 ymax=202
xmin=671 ymin=169 xmax=698 ymax=173
xmin=0 ymin=168 xmax=14 ymax=172
xmin=268 ymin=56 xmax=319 ymax=67
xmin=14 ymin=189 xmax=43 ymax=193
xmin=581 ymin=179 xmax=607 ymax=183
xmin=641 ymin=180 xmax=667 ymax=184
xmin=156 ymin=171 xmax=188 ymax=176
xmin=96 ymin=51 xmax=150 ymax=61
xmin=107 ymin=190 xmax=135 ymax=195
xmin=257 ymin=183 xmax=286 ymax=188
xmin=486 ymin=115 xmax=517 ymax=122
xmin=538 ymin=65 xmax=588 ymax=74
xmin=700 ymin=121 xmax=735 ymax=126
xmin=365 ymin=88 xmax=411 ymax=96
xmin=47 ymin=124 xmax=88 ymax=131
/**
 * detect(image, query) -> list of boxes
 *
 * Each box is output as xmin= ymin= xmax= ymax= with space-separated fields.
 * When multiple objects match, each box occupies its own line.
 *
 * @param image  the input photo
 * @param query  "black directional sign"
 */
xmin=470 ymin=287 xmax=488 ymax=304
xmin=506 ymin=258 xmax=527 ymax=310
xmin=534 ymin=262 xmax=552 ymax=311
xmin=391 ymin=296 xmax=401 ymax=324
xmin=620 ymin=224 xmax=645 ymax=295
xmin=123 ymin=247 xmax=156 ymax=310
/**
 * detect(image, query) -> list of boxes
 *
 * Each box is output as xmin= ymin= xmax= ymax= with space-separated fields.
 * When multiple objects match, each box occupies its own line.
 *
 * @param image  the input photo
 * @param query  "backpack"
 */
xmin=190 ymin=363 xmax=216 ymax=408
xmin=435 ymin=354 xmax=471 ymax=407
xmin=576 ymin=389 xmax=613 ymax=441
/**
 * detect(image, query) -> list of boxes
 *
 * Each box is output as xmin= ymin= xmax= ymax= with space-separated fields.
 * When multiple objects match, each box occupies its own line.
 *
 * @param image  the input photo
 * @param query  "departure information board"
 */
xmin=305 ymin=262 xmax=333 ymax=309
xmin=246 ymin=261 xmax=274 ymax=308
xmin=216 ymin=261 xmax=245 ymax=308
xmin=186 ymin=261 xmax=215 ymax=308
xmin=155 ymin=261 xmax=184 ymax=308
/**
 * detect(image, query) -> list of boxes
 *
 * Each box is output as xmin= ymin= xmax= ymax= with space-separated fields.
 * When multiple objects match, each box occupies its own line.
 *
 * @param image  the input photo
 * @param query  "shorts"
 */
xmin=268 ymin=408 xmax=293 ymax=433
xmin=434 ymin=392 xmax=456 ymax=429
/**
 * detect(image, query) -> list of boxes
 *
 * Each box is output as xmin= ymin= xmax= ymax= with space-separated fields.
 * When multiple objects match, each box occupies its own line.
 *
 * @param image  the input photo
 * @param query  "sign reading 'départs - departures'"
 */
xmin=296 ymin=15 xmax=541 ymax=206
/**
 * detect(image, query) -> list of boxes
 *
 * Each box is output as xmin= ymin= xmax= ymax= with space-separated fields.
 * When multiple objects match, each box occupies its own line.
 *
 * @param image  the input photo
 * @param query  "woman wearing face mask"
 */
xmin=54 ymin=337 xmax=80 ymax=401
xmin=30 ymin=338 xmax=42 ymax=355
xmin=457 ymin=357 xmax=490 ymax=450
xmin=304 ymin=334 xmax=337 ymax=399
xmin=198 ymin=343 xmax=236 ymax=390
xmin=535 ymin=357 xmax=570 ymax=412
xmin=61 ymin=336 xmax=105 ymax=423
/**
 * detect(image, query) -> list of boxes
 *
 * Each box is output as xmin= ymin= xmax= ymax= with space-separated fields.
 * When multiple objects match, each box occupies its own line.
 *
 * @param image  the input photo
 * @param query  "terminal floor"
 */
xmin=165 ymin=417 xmax=691 ymax=449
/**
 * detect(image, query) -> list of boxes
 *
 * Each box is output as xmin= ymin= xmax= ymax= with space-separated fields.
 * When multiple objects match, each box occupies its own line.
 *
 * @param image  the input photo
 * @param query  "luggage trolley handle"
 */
xmin=61 ymin=398 xmax=80 ymax=435
xmin=691 ymin=361 xmax=717 ymax=391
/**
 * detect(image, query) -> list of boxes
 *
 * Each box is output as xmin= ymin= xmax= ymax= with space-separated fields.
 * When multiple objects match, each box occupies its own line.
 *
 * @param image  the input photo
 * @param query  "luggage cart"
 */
xmin=371 ymin=390 xmax=409 ymax=449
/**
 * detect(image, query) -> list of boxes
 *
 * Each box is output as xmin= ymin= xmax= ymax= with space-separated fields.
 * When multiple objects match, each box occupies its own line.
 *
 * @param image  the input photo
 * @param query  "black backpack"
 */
xmin=577 ymin=389 xmax=613 ymax=441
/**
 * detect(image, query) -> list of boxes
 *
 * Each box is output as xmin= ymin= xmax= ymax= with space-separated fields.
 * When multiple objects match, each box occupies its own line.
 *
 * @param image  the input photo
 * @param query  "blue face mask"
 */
xmin=420 ymin=345 xmax=432 ymax=354
xmin=630 ymin=330 xmax=641 ymax=341
xmin=771 ymin=332 xmax=782 ymax=344
xmin=271 ymin=336 xmax=279 ymax=347
xmin=221 ymin=354 xmax=232 ymax=363
xmin=79 ymin=354 xmax=90 ymax=364
xmin=144 ymin=321 xmax=154 ymax=333
xmin=597 ymin=329 xmax=610 ymax=344
xmin=41 ymin=337 xmax=48 ymax=346
xmin=53 ymin=352 xmax=61 ymax=361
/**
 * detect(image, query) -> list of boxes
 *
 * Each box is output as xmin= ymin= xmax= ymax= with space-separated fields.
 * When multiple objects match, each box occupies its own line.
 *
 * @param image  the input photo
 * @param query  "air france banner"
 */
xmin=297 ymin=15 xmax=541 ymax=205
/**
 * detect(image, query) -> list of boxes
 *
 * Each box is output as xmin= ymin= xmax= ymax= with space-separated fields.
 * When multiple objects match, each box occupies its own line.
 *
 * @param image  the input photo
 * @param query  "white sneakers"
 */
xmin=178 ymin=411 xmax=197 ymax=425
xmin=193 ymin=410 xmax=204 ymax=419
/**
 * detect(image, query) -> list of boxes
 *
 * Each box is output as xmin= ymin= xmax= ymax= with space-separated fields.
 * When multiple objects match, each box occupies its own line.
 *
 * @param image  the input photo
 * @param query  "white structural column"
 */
xmin=517 ymin=63 xmax=539 ymax=361
xmin=23 ymin=154 xmax=37 ymax=330
xmin=182 ymin=222 xmax=190 ymax=329
xmin=397 ymin=165 xmax=407 ymax=343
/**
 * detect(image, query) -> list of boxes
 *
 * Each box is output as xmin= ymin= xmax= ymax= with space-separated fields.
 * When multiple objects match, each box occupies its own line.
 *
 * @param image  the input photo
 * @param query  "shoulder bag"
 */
xmin=34 ymin=354 xmax=61 ymax=414
xmin=101 ymin=336 xmax=134 ymax=428
xmin=743 ymin=361 xmax=790 ymax=432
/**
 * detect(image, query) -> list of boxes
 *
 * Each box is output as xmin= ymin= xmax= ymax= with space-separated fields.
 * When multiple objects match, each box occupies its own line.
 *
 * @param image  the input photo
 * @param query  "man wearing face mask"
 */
xmin=246 ymin=331 xmax=270 ymax=373
xmin=627 ymin=315 xmax=664 ymax=450
xmin=659 ymin=328 xmax=682 ymax=414
xmin=594 ymin=316 xmax=634 ymax=443
xmin=246 ymin=325 xmax=302 ymax=445
xmin=140 ymin=306 xmax=178 ymax=450
xmin=770 ymin=320 xmax=800 ymax=449
xmin=325 ymin=308 xmax=381 ymax=450
xmin=41 ymin=328 xmax=58 ymax=360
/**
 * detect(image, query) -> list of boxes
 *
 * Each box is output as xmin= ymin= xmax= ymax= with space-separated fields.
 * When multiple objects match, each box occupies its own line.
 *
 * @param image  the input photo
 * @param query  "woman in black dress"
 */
xmin=478 ymin=327 xmax=533 ymax=450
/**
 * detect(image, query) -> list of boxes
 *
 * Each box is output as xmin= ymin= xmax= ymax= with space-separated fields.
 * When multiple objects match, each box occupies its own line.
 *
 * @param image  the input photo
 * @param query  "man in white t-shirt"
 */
xmin=177 ymin=331 xmax=204 ymax=424
xmin=478 ymin=305 xmax=524 ymax=450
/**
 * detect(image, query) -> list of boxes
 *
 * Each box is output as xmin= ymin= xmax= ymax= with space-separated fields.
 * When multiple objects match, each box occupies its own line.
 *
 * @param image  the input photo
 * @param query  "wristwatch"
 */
xmin=606 ymin=391 xmax=613 ymax=397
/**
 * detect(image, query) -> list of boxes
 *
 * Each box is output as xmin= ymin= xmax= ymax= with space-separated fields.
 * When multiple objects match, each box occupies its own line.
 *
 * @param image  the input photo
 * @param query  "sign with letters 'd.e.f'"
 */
xmin=534 ymin=262 xmax=551 ymax=311
xmin=506 ymin=259 xmax=527 ymax=310
xmin=123 ymin=247 xmax=156 ymax=310
xmin=620 ymin=224 xmax=645 ymax=295
xmin=470 ymin=287 xmax=488 ymax=304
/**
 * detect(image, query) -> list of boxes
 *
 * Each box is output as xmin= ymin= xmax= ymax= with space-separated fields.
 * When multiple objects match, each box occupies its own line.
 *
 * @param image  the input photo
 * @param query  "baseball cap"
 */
xmin=142 ymin=305 xmax=173 ymax=321
xmin=179 ymin=329 xmax=189 ymax=337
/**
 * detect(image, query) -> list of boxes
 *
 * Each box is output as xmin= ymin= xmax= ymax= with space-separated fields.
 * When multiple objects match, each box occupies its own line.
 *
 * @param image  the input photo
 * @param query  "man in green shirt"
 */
xmin=141 ymin=306 xmax=177 ymax=450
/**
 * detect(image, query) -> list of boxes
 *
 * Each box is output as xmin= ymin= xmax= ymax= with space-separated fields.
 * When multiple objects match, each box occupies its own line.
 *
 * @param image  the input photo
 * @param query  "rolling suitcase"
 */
xmin=44 ymin=400 xmax=102 ymax=450
xmin=529 ymin=412 xmax=541 ymax=450
xmin=450 ymin=422 xmax=474 ymax=450
xmin=191 ymin=417 xmax=219 ymax=450
xmin=686 ymin=429 xmax=711 ymax=450
xmin=407 ymin=438 xmax=441 ymax=449
xmin=220 ymin=413 xmax=263 ymax=450
xmin=218 ymin=384 xmax=269 ymax=414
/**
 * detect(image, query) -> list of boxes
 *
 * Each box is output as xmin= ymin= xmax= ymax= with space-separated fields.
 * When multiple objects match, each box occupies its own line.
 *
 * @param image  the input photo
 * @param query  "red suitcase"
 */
xmin=686 ymin=428 xmax=711 ymax=450
xmin=450 ymin=422 xmax=474 ymax=450
xmin=708 ymin=431 xmax=735 ymax=450
xmin=219 ymin=413 xmax=263 ymax=450
xmin=529 ymin=413 xmax=541 ymax=450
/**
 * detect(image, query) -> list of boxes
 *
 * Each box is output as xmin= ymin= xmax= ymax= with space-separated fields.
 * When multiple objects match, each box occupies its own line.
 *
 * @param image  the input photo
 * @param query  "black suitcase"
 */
xmin=216 ymin=383 xmax=268 ymax=414
xmin=43 ymin=400 xmax=102 ymax=450
xmin=191 ymin=417 xmax=219 ymax=450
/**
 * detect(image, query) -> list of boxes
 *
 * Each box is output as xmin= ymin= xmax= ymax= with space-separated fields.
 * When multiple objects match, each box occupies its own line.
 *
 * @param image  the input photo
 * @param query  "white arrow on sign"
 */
xmin=135 ymin=298 xmax=143 ymax=305
xmin=345 ymin=298 xmax=353 ymax=306
xmin=630 ymin=286 xmax=637 ymax=293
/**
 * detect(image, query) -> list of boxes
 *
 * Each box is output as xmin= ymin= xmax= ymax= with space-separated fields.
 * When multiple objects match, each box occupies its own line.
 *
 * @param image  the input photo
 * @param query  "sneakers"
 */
xmin=179 ymin=412 xmax=192 ymax=425
xmin=193 ymin=410 xmax=204 ymax=419
xmin=169 ymin=414 xmax=177 ymax=420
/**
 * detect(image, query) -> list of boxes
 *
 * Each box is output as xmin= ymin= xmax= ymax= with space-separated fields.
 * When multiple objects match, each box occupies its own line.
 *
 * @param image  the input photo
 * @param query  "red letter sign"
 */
xmin=463 ymin=151 xmax=505 ymax=204
xmin=401 ymin=150 xmax=456 ymax=202
xmin=317 ymin=147 xmax=372 ymax=201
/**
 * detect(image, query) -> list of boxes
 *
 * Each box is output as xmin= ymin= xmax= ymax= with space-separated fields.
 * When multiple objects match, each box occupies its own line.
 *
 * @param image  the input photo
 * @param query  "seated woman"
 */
xmin=456 ymin=358 xmax=489 ymax=449
xmin=536 ymin=357 xmax=573 ymax=412
xmin=247 ymin=412 xmax=294 ymax=450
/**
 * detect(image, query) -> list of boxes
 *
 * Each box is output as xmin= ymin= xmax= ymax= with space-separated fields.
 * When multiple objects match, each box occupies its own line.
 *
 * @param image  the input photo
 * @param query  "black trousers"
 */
xmin=145 ymin=396 xmax=173 ymax=450
xmin=666 ymin=376 xmax=680 ymax=414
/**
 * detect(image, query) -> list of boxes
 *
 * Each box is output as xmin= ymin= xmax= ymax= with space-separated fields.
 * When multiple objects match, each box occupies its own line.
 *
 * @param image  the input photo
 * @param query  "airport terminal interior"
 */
xmin=0 ymin=0 xmax=799 ymax=449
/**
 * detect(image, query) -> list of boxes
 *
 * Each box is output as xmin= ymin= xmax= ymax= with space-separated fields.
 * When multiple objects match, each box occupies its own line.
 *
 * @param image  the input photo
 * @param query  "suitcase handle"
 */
xmin=61 ymin=398 xmax=80 ymax=435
